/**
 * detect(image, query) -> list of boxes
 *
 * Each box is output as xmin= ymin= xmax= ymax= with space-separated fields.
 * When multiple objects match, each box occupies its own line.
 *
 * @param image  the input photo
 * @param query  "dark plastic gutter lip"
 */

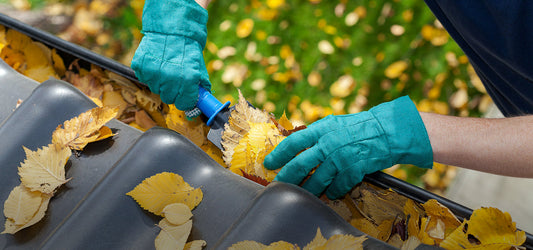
xmin=0 ymin=13 xmax=144 ymax=86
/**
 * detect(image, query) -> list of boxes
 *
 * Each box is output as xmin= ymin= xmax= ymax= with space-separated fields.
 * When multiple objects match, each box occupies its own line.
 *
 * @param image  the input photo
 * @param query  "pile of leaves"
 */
xmin=2 ymin=106 xmax=118 ymax=234
xmin=333 ymin=183 xmax=526 ymax=249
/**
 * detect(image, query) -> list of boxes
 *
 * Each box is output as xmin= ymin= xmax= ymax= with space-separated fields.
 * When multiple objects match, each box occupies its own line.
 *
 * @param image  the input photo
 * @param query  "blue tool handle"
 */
xmin=197 ymin=86 xmax=231 ymax=126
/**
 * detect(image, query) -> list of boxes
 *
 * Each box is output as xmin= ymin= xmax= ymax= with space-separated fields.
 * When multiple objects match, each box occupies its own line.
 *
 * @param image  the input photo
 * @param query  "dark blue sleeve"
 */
xmin=424 ymin=0 xmax=533 ymax=116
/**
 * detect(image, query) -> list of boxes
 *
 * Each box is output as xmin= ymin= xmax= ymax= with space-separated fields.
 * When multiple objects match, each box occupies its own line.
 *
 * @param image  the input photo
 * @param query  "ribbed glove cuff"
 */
xmin=141 ymin=0 xmax=208 ymax=48
xmin=370 ymin=96 xmax=434 ymax=168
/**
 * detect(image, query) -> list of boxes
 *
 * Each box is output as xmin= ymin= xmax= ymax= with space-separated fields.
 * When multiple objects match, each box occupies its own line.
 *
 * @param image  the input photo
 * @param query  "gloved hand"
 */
xmin=263 ymin=96 xmax=433 ymax=199
xmin=131 ymin=0 xmax=210 ymax=112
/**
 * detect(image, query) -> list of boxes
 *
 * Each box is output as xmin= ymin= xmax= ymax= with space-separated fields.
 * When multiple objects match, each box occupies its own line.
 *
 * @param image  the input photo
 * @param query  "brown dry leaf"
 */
xmin=63 ymin=61 xmax=104 ymax=99
xmin=126 ymin=172 xmax=203 ymax=216
xmin=350 ymin=183 xmax=408 ymax=225
xmin=18 ymin=144 xmax=72 ymax=194
xmin=135 ymin=110 xmax=157 ymax=131
xmin=135 ymin=89 xmax=166 ymax=127
xmin=403 ymin=199 xmax=425 ymax=240
xmin=162 ymin=203 xmax=193 ymax=226
xmin=52 ymin=106 xmax=118 ymax=150
xmin=421 ymin=199 xmax=461 ymax=244
xmin=2 ymin=192 xmax=51 ymax=234
xmin=440 ymin=207 xmax=526 ymax=249
xmin=102 ymin=90 xmax=129 ymax=117
xmin=155 ymin=219 xmax=192 ymax=250
xmin=184 ymin=240 xmax=207 ymax=250
xmin=3 ymin=185 xmax=43 ymax=226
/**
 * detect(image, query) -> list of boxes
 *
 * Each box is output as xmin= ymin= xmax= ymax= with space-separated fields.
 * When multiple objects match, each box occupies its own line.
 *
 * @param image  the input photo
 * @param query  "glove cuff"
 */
xmin=370 ymin=96 xmax=433 ymax=168
xmin=141 ymin=0 xmax=208 ymax=48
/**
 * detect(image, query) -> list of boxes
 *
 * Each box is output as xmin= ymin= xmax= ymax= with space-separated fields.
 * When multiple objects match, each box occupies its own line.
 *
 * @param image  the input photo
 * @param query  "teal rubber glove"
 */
xmin=131 ymin=0 xmax=211 ymax=111
xmin=264 ymin=96 xmax=433 ymax=199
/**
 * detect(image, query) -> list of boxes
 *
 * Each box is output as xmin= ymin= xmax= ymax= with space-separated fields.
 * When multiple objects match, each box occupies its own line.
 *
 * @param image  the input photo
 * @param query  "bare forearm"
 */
xmin=194 ymin=0 xmax=210 ymax=9
xmin=420 ymin=112 xmax=533 ymax=177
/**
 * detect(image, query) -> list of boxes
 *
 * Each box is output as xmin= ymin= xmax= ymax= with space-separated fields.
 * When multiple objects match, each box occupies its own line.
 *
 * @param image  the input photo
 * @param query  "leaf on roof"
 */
xmin=162 ymin=203 xmax=193 ymax=226
xmin=155 ymin=219 xmax=192 ymax=250
xmin=126 ymin=172 xmax=203 ymax=216
xmin=51 ymin=106 xmax=118 ymax=150
xmin=18 ymin=144 xmax=71 ymax=194
xmin=2 ymin=188 xmax=51 ymax=234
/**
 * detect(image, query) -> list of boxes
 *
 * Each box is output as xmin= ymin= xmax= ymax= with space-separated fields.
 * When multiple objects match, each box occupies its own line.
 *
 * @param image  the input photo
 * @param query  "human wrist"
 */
xmin=194 ymin=0 xmax=210 ymax=9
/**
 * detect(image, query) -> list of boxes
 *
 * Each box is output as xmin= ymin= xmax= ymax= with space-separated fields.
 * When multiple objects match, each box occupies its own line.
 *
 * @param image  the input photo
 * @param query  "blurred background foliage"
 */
xmin=1 ymin=0 xmax=493 ymax=193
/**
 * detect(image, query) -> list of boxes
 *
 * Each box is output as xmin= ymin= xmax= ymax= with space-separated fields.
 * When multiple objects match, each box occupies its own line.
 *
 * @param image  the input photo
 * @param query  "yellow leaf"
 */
xmin=277 ymin=112 xmax=294 ymax=131
xmin=52 ymin=106 xmax=118 ymax=150
xmin=3 ymin=185 xmax=43 ymax=225
xmin=23 ymin=42 xmax=58 ymax=82
xmin=184 ymin=240 xmax=207 ymax=250
xmin=166 ymin=105 xmax=206 ymax=147
xmin=126 ymin=172 xmax=203 ymax=216
xmin=421 ymin=199 xmax=461 ymax=241
xmin=102 ymin=90 xmax=128 ymax=117
xmin=228 ymin=240 xmax=267 ymax=250
xmin=323 ymin=234 xmax=366 ymax=249
xmin=94 ymin=126 xmax=115 ymax=141
xmin=162 ymin=203 xmax=192 ymax=226
xmin=440 ymin=207 xmax=526 ymax=249
xmin=264 ymin=241 xmax=299 ymax=249
xmin=236 ymin=19 xmax=254 ymax=38
xmin=18 ymin=144 xmax=71 ymax=194
xmin=2 ymin=192 xmax=51 ymax=234
xmin=303 ymin=228 xmax=327 ymax=250
xmin=155 ymin=219 xmax=192 ymax=250
xmin=384 ymin=61 xmax=408 ymax=79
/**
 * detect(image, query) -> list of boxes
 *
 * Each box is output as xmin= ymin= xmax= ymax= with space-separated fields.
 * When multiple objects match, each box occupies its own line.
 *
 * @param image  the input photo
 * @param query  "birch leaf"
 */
xmin=184 ymin=240 xmax=207 ymax=250
xmin=52 ymin=106 xmax=118 ymax=150
xmin=126 ymin=172 xmax=203 ymax=216
xmin=3 ymin=185 xmax=42 ymax=225
xmin=2 ymin=192 xmax=51 ymax=234
xmin=323 ymin=234 xmax=366 ymax=249
xmin=162 ymin=203 xmax=193 ymax=226
xmin=303 ymin=228 xmax=327 ymax=250
xmin=440 ymin=207 xmax=526 ymax=249
xmin=228 ymin=240 xmax=267 ymax=250
xmin=18 ymin=144 xmax=71 ymax=194
xmin=155 ymin=219 xmax=192 ymax=250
